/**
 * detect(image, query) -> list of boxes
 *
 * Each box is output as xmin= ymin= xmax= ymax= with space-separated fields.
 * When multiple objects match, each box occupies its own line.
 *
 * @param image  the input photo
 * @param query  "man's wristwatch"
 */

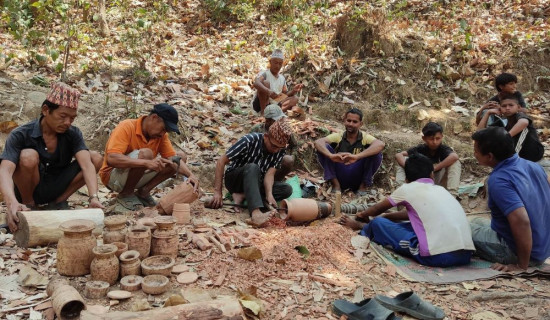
xmin=89 ymin=194 xmax=99 ymax=202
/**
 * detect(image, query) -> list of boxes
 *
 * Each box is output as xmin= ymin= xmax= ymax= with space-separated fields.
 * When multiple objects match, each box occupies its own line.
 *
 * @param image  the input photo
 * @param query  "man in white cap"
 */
xmin=0 ymin=82 xmax=104 ymax=232
xmin=252 ymin=49 xmax=304 ymax=115
xmin=250 ymin=104 xmax=296 ymax=181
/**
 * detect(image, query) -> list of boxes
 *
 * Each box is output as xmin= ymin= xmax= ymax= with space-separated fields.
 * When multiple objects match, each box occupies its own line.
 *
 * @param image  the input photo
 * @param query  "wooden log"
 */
xmin=208 ymin=235 xmax=226 ymax=253
xmin=192 ymin=233 xmax=213 ymax=251
xmin=157 ymin=183 xmax=198 ymax=215
xmin=14 ymin=209 xmax=104 ymax=248
xmin=80 ymin=297 xmax=244 ymax=320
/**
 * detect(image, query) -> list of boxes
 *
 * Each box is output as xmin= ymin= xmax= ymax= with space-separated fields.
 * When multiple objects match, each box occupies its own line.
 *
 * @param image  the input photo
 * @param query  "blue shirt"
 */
xmin=488 ymin=154 xmax=550 ymax=261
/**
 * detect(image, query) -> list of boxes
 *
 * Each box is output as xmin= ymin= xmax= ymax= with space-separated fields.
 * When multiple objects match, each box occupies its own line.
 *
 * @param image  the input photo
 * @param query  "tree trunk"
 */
xmin=157 ymin=182 xmax=198 ymax=215
xmin=14 ymin=209 xmax=104 ymax=248
xmin=98 ymin=0 xmax=109 ymax=36
xmin=80 ymin=298 xmax=244 ymax=320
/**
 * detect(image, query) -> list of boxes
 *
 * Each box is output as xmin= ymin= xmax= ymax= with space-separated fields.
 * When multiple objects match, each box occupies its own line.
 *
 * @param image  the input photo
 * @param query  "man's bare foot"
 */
xmin=232 ymin=193 xmax=245 ymax=213
xmin=338 ymin=215 xmax=366 ymax=231
xmin=250 ymin=209 xmax=271 ymax=227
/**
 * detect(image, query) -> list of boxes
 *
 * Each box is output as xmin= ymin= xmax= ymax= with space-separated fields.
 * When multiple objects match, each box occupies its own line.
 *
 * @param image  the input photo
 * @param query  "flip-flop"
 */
xmin=136 ymin=193 xmax=157 ymax=207
xmin=116 ymin=195 xmax=143 ymax=210
xmin=41 ymin=200 xmax=69 ymax=210
xmin=374 ymin=291 xmax=445 ymax=320
xmin=355 ymin=190 xmax=368 ymax=197
xmin=332 ymin=298 xmax=401 ymax=320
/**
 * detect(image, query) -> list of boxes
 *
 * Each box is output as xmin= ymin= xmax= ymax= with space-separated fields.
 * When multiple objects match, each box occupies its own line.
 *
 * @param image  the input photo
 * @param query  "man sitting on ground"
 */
xmin=314 ymin=108 xmax=384 ymax=195
xmin=252 ymin=49 xmax=304 ymax=115
xmin=210 ymin=119 xmax=293 ymax=226
xmin=470 ymin=127 xmax=550 ymax=272
xmin=395 ymin=122 xmax=461 ymax=196
xmin=250 ymin=104 xmax=296 ymax=181
xmin=99 ymin=103 xmax=199 ymax=210
xmin=0 ymin=82 xmax=104 ymax=232
xmin=339 ymin=153 xmax=475 ymax=267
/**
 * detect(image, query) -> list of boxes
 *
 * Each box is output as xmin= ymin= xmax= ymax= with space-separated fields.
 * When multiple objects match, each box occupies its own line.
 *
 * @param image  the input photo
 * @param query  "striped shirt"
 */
xmin=225 ymin=133 xmax=285 ymax=176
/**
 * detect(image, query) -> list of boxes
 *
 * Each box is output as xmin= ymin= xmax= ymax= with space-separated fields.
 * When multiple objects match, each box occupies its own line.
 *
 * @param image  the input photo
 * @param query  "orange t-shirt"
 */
xmin=99 ymin=116 xmax=176 ymax=185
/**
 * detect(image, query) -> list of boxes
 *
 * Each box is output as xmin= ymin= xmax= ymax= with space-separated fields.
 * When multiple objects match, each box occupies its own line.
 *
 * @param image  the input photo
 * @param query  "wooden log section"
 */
xmin=14 ymin=209 xmax=104 ymax=248
xmin=80 ymin=297 xmax=244 ymax=320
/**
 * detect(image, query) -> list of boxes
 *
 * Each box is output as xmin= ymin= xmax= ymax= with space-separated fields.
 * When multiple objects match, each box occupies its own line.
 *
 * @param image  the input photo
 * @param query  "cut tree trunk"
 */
xmin=14 ymin=209 xmax=104 ymax=248
xmin=80 ymin=297 xmax=244 ymax=320
xmin=98 ymin=0 xmax=109 ymax=36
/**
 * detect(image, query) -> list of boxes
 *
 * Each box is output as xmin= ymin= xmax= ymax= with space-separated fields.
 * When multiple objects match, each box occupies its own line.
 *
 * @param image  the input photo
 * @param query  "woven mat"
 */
xmin=371 ymin=243 xmax=550 ymax=284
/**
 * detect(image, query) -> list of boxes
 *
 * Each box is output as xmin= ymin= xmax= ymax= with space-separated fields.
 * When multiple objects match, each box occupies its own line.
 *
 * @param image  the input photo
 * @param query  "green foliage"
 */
xmin=204 ymin=0 xmax=255 ymax=23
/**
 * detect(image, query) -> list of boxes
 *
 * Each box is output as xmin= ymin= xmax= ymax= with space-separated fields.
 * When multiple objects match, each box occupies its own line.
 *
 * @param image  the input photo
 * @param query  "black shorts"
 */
xmin=15 ymin=160 xmax=82 ymax=205
xmin=252 ymin=96 xmax=282 ymax=113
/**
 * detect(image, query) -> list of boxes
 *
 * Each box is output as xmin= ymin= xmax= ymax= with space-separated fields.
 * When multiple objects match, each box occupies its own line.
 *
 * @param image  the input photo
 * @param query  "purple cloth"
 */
xmin=317 ymin=144 xmax=382 ymax=191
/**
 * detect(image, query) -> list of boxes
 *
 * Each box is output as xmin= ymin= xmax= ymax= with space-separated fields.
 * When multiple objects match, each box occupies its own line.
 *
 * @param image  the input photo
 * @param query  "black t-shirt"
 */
xmin=488 ymin=91 xmax=527 ymax=108
xmin=0 ymin=118 xmax=88 ymax=174
xmin=505 ymin=113 xmax=544 ymax=162
xmin=407 ymin=144 xmax=453 ymax=164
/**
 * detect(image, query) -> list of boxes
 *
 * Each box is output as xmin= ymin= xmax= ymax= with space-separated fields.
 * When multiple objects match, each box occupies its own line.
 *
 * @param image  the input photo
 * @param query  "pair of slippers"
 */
xmin=117 ymin=194 xmax=157 ymax=210
xmin=332 ymin=291 xmax=445 ymax=320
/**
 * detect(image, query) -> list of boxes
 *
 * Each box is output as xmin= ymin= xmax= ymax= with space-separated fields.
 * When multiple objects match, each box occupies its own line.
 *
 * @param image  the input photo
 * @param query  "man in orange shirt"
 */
xmin=100 ymin=103 xmax=199 ymax=210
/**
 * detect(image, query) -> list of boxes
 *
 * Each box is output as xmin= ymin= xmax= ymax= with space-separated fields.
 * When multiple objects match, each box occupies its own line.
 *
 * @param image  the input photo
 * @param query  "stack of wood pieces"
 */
xmin=184 ymin=227 xmax=258 ymax=253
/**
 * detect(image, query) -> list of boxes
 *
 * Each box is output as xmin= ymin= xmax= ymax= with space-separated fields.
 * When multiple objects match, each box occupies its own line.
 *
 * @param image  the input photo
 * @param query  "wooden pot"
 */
xmin=90 ymin=244 xmax=120 ymax=285
xmin=157 ymin=182 xmax=198 ymax=215
xmin=142 ymin=275 xmax=169 ymax=295
xmin=172 ymin=203 xmax=191 ymax=224
xmin=151 ymin=216 xmax=178 ymax=258
xmin=57 ymin=219 xmax=97 ymax=276
xmin=102 ymin=215 xmax=127 ymax=244
xmin=125 ymin=225 xmax=151 ymax=259
xmin=279 ymin=199 xmax=332 ymax=222
xmin=51 ymin=284 xmax=86 ymax=320
xmin=141 ymin=255 xmax=175 ymax=276
xmin=119 ymin=250 xmax=141 ymax=277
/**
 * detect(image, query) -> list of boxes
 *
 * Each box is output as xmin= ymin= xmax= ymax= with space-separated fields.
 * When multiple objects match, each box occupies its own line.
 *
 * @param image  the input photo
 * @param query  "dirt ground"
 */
xmin=1 ymin=73 xmax=550 ymax=319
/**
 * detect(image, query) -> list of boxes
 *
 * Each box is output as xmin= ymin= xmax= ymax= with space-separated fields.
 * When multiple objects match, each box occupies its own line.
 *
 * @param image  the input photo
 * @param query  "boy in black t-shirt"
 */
xmin=477 ymin=95 xmax=543 ymax=162
xmin=395 ymin=122 xmax=461 ymax=195
xmin=476 ymin=73 xmax=527 ymax=126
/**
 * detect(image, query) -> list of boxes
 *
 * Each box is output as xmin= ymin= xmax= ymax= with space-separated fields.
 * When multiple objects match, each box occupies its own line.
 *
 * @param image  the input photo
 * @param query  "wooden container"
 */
xmin=125 ymin=225 xmax=151 ymax=259
xmin=46 ymin=276 xmax=70 ymax=297
xmin=91 ymin=244 xmax=120 ymax=285
xmin=279 ymin=199 xmax=332 ymax=222
xmin=112 ymin=241 xmax=128 ymax=258
xmin=142 ymin=275 xmax=169 ymax=295
xmin=151 ymin=216 xmax=178 ymax=258
xmin=120 ymin=275 xmax=143 ymax=292
xmin=57 ymin=219 xmax=97 ymax=276
xmin=102 ymin=215 xmax=127 ymax=244
xmin=84 ymin=281 xmax=110 ymax=299
xmin=172 ymin=203 xmax=191 ymax=224
xmin=119 ymin=250 xmax=141 ymax=277
xmin=157 ymin=182 xmax=198 ymax=215
xmin=51 ymin=284 xmax=86 ymax=320
xmin=141 ymin=255 xmax=175 ymax=276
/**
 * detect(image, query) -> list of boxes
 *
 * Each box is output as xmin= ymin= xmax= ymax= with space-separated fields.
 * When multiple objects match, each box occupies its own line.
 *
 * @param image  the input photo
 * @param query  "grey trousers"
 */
xmin=225 ymin=163 xmax=292 ymax=212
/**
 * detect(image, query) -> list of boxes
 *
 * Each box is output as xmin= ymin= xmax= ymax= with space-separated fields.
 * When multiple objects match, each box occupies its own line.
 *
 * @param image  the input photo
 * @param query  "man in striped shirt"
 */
xmin=211 ymin=119 xmax=293 ymax=226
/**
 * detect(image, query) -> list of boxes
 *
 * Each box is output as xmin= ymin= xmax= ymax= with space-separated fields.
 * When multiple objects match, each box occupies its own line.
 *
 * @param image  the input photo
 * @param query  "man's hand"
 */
xmin=266 ymin=193 xmax=277 ymax=209
xmin=210 ymin=190 xmax=224 ymax=209
xmin=186 ymin=174 xmax=200 ymax=193
xmin=487 ymin=108 xmax=501 ymax=115
xmin=89 ymin=197 xmax=104 ymax=209
xmin=491 ymin=263 xmax=526 ymax=272
xmin=7 ymin=202 xmax=29 ymax=233
xmin=269 ymin=91 xmax=280 ymax=99
xmin=481 ymin=101 xmax=499 ymax=110
xmin=342 ymin=154 xmax=359 ymax=165
xmin=292 ymin=84 xmax=304 ymax=92
xmin=145 ymin=158 xmax=167 ymax=172
xmin=330 ymin=153 xmax=348 ymax=163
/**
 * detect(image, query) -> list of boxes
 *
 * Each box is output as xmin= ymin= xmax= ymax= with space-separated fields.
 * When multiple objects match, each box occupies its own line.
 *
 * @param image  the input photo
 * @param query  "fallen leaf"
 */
xmin=163 ymin=294 xmax=186 ymax=307
xmin=0 ymin=121 xmax=18 ymax=133
xmin=294 ymin=246 xmax=310 ymax=259
xmin=17 ymin=266 xmax=48 ymax=288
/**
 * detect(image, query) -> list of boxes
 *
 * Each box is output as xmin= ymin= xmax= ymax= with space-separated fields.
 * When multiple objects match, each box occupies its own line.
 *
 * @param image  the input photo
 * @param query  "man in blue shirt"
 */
xmin=471 ymin=127 xmax=550 ymax=272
